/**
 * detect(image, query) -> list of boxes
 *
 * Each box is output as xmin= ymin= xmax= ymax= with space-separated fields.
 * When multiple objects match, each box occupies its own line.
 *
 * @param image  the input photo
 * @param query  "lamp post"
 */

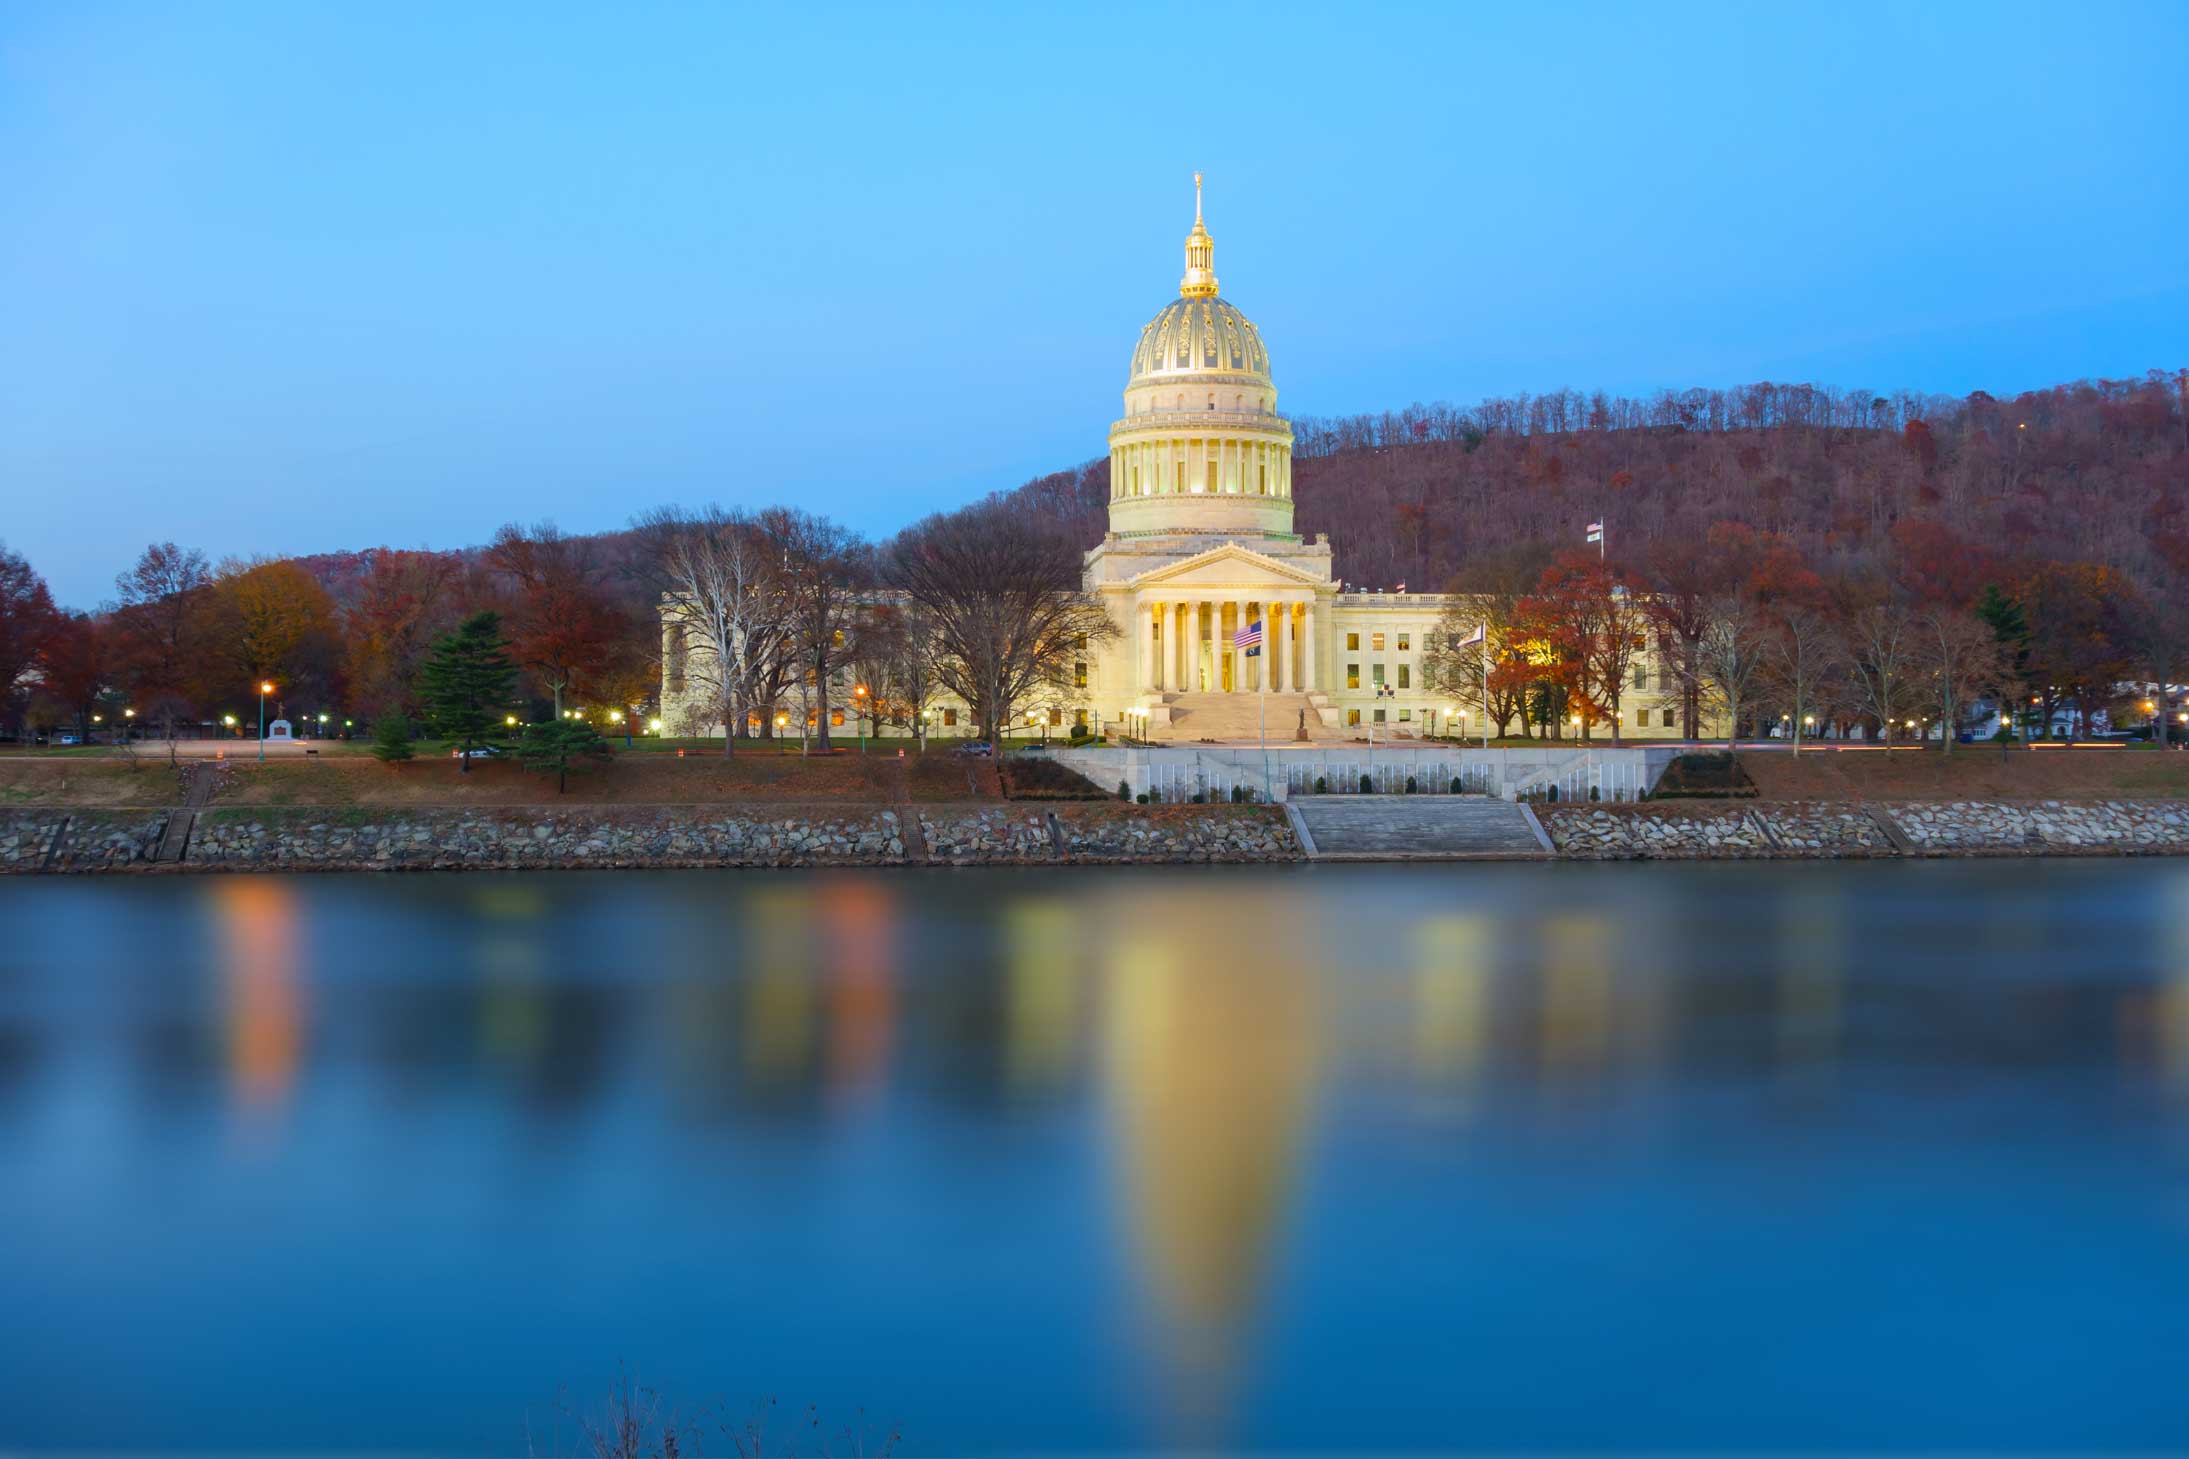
xmin=854 ymin=685 xmax=869 ymax=754
xmin=123 ymin=707 xmax=135 ymax=745
xmin=257 ymin=681 xmax=274 ymax=761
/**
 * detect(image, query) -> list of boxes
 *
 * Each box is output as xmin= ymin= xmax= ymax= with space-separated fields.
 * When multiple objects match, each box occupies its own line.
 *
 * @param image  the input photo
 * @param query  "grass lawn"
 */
xmin=1739 ymin=744 xmax=2189 ymax=801
xmin=0 ymin=758 xmax=184 ymax=806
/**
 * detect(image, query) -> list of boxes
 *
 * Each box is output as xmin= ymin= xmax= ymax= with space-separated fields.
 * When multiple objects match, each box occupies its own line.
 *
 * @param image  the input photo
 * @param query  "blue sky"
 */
xmin=4 ymin=1 xmax=2185 ymax=607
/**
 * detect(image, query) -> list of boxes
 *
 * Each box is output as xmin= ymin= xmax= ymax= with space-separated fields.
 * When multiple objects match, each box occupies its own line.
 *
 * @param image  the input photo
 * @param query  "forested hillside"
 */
xmin=1010 ymin=371 xmax=2189 ymax=596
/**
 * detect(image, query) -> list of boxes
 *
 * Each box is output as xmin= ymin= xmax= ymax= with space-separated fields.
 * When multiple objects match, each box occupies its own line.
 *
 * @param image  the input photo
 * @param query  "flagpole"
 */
xmin=1481 ymin=635 xmax=1490 ymax=751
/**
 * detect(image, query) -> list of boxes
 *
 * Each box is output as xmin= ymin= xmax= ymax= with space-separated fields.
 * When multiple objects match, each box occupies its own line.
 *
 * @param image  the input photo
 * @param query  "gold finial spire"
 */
xmin=1181 ymin=171 xmax=1218 ymax=298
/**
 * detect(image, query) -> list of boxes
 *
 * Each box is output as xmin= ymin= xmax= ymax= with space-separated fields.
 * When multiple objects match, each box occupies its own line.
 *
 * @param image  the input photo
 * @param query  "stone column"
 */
xmin=1302 ymin=598 xmax=1317 ymax=692
xmin=1225 ymin=603 xmax=1243 ymax=699
xmin=1270 ymin=600 xmax=1285 ymax=692
xmin=1191 ymin=600 xmax=1204 ymax=692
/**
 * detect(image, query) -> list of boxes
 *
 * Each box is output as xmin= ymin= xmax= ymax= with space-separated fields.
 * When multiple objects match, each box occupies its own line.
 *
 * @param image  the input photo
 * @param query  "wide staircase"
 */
xmin=1291 ymin=795 xmax=1547 ymax=857
xmin=1151 ymin=692 xmax=1340 ymax=743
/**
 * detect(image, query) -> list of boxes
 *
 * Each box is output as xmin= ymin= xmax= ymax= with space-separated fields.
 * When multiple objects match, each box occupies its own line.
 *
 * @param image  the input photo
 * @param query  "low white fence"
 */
xmin=1053 ymin=745 xmax=1678 ymax=803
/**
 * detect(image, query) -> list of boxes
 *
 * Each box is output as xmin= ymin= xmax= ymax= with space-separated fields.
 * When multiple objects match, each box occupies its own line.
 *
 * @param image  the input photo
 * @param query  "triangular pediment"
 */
xmin=1124 ymin=541 xmax=1331 ymax=590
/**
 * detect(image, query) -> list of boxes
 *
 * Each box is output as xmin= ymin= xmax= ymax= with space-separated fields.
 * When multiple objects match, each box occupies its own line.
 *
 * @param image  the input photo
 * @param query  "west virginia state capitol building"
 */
xmin=669 ymin=178 xmax=1696 ymax=744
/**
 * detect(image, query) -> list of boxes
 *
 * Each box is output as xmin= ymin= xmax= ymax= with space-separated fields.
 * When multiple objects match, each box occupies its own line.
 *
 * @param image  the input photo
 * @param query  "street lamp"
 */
xmin=258 ymin=681 xmax=275 ymax=761
xmin=854 ymin=684 xmax=869 ymax=754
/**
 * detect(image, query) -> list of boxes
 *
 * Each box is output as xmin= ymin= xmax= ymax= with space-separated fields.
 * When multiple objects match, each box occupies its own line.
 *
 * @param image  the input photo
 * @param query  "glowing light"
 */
xmin=648 ymin=718 xmax=663 ymax=732
xmin=260 ymin=681 xmax=275 ymax=695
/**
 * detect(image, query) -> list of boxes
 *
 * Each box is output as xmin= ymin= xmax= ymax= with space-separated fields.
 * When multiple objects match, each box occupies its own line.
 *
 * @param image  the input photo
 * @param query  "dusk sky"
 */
xmin=5 ymin=1 xmax=2185 ymax=608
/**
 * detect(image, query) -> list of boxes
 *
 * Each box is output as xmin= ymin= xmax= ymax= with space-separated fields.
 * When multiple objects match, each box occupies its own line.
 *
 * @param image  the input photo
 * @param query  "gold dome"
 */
xmin=1128 ymin=295 xmax=1272 ymax=387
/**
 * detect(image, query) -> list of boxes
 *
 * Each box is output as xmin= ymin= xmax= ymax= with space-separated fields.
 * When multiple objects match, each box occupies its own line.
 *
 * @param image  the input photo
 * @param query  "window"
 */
xmin=831 ymin=710 xmax=845 ymax=727
xmin=1347 ymin=708 xmax=1361 ymax=726
xmin=1371 ymin=664 xmax=1385 ymax=687
xmin=1074 ymin=661 xmax=1087 ymax=688
xmin=1397 ymin=632 xmax=1410 ymax=651
xmin=1398 ymin=665 xmax=1411 ymax=689
xmin=1049 ymin=708 xmax=1062 ymax=726
xmin=1373 ymin=708 xmax=1386 ymax=724
xmin=1347 ymin=663 xmax=1360 ymax=689
xmin=1663 ymin=708 xmax=1676 ymax=728
xmin=1371 ymin=632 xmax=1386 ymax=651
xmin=1635 ymin=709 xmax=1648 ymax=727
xmin=943 ymin=708 xmax=958 ymax=727
xmin=1074 ymin=633 xmax=1088 ymax=650
xmin=1346 ymin=632 xmax=1360 ymax=651
xmin=1399 ymin=708 xmax=1412 ymax=721
xmin=1633 ymin=665 xmax=1649 ymax=689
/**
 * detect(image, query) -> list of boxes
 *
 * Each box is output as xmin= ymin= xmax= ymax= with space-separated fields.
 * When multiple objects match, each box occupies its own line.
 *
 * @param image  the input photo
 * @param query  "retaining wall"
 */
xmin=1 ymin=811 xmax=170 ymax=871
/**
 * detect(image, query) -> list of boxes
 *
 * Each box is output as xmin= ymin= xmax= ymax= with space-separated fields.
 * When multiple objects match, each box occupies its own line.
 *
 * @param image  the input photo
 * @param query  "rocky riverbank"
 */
xmin=0 ymin=803 xmax=1299 ymax=872
xmin=1537 ymin=798 xmax=2189 ymax=858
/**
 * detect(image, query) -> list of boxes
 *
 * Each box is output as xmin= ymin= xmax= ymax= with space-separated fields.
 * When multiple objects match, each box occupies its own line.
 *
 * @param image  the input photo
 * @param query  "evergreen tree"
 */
xmin=1976 ymin=583 xmax=2032 ymax=734
xmin=518 ymin=717 xmax=612 ymax=794
xmin=419 ymin=611 xmax=515 ymax=772
xmin=369 ymin=712 xmax=415 ymax=764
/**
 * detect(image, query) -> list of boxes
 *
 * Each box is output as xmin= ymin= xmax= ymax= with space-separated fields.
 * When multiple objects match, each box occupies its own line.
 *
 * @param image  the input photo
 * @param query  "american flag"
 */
xmin=1585 ymin=520 xmax=1605 ymax=543
xmin=1233 ymin=620 xmax=1263 ymax=657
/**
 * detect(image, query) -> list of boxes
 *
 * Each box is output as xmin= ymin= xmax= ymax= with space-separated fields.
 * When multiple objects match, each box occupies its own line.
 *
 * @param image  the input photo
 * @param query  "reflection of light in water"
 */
xmin=1539 ymin=914 xmax=1612 ymax=1073
xmin=1776 ymin=893 xmax=1843 ymax=1081
xmin=821 ymin=879 xmax=897 ymax=1101
xmin=1103 ymin=889 xmax=1322 ymax=1445
xmin=1005 ymin=900 xmax=1080 ymax=1091
xmin=214 ymin=878 xmax=302 ymax=1121
xmin=746 ymin=889 xmax=817 ymax=1086
xmin=2159 ymin=878 xmax=2189 ymax=1090
xmin=1412 ymin=915 xmax=1491 ymax=1088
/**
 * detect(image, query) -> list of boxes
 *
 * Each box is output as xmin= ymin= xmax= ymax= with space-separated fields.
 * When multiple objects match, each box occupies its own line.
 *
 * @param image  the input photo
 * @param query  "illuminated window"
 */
xmin=1371 ymin=633 xmax=1386 ymax=651
xmin=1635 ymin=709 xmax=1648 ymax=727
xmin=1346 ymin=632 xmax=1360 ymax=651
xmin=1049 ymin=708 xmax=1062 ymax=726
xmin=1074 ymin=709 xmax=1088 ymax=729
xmin=1398 ymin=665 xmax=1410 ymax=689
xmin=1399 ymin=708 xmax=1411 ymax=721
xmin=1397 ymin=632 xmax=1410 ymax=651
xmin=943 ymin=708 xmax=958 ymax=727
xmin=1347 ymin=663 xmax=1360 ymax=689
xmin=831 ymin=710 xmax=844 ymax=727
xmin=1371 ymin=664 xmax=1385 ymax=687
xmin=1074 ymin=661 xmax=1087 ymax=688
xmin=1347 ymin=708 xmax=1361 ymax=726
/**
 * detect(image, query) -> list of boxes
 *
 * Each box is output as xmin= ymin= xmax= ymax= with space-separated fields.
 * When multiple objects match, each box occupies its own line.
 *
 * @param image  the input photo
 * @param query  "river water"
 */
xmin=3 ymin=863 xmax=2188 ymax=1454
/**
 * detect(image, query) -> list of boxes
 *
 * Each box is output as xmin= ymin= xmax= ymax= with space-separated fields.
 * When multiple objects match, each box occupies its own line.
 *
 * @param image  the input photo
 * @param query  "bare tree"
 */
xmin=886 ymin=499 xmax=1115 ymax=745
xmin=1764 ymin=604 xmax=1844 ymax=753
xmin=1919 ymin=605 xmax=2006 ymax=756
xmin=761 ymin=509 xmax=863 ymax=753
xmin=884 ymin=603 xmax=950 ymax=749
xmin=1693 ymin=595 xmax=1771 ymax=751
xmin=1844 ymin=602 xmax=1922 ymax=745
xmin=633 ymin=506 xmax=792 ymax=756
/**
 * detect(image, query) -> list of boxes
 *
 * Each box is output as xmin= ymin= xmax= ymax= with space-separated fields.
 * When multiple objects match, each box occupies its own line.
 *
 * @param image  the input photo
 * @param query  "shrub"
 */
xmin=1547 ymin=783 xmax=1559 ymax=802
xmin=1118 ymin=779 xmax=1131 ymax=801
xmin=1190 ymin=791 xmax=1206 ymax=804
xmin=1135 ymin=792 xmax=1148 ymax=804
xmin=1314 ymin=775 xmax=1328 ymax=794
xmin=1359 ymin=773 xmax=1373 ymax=794
xmin=1450 ymin=776 xmax=1463 ymax=794
xmin=1405 ymin=775 xmax=1418 ymax=795
xmin=369 ymin=714 xmax=415 ymax=765
xmin=1589 ymin=784 xmax=1601 ymax=801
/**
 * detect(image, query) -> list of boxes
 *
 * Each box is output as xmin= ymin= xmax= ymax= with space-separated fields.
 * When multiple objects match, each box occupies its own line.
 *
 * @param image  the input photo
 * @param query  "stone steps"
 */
xmin=1153 ymin=692 xmax=1337 ymax=743
xmin=1292 ymin=795 xmax=1547 ymax=857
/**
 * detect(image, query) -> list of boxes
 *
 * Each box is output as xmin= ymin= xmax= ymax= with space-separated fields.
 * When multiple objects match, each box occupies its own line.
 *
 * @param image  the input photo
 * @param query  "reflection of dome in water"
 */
xmin=1105 ymin=907 xmax=1322 ymax=1434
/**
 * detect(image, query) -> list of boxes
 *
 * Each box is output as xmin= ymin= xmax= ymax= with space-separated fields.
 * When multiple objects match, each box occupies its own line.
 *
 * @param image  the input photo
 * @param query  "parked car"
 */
xmin=450 ymin=745 xmax=501 ymax=760
xmin=954 ymin=741 xmax=993 ymax=757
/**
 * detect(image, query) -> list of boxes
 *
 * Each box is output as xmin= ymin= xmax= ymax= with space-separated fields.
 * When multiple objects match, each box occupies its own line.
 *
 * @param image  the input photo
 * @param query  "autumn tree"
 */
xmin=1693 ymin=596 xmax=1772 ymax=750
xmin=0 ymin=542 xmax=59 ymax=737
xmin=37 ymin=613 xmax=115 ymax=742
xmin=1760 ymin=604 xmax=1843 ymax=752
xmin=344 ymin=548 xmax=465 ymax=721
xmin=206 ymin=558 xmax=342 ymax=714
xmin=485 ymin=522 xmax=625 ymax=717
xmin=111 ymin=542 xmax=213 ymax=740
xmin=1517 ymin=552 xmax=1648 ymax=744
xmin=886 ymin=497 xmax=1116 ymax=745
